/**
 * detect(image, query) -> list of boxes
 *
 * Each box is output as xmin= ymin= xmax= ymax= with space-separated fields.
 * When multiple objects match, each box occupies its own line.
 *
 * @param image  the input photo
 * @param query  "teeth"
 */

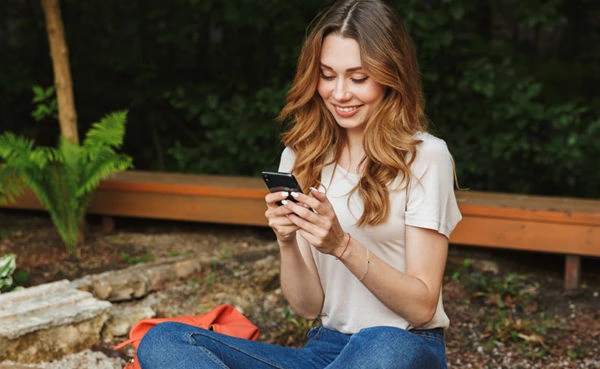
xmin=337 ymin=106 xmax=357 ymax=112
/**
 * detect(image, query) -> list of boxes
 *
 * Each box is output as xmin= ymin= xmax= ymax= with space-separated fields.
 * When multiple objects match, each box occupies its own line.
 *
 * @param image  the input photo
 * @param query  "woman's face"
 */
xmin=317 ymin=34 xmax=385 ymax=133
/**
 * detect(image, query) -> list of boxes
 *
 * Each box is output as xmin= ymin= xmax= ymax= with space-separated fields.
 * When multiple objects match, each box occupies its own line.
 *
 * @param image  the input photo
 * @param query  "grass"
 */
xmin=121 ymin=251 xmax=155 ymax=265
xmin=449 ymin=257 xmax=558 ymax=355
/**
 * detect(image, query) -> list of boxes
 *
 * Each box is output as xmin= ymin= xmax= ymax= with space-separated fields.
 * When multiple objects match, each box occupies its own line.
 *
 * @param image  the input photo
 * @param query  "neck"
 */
xmin=341 ymin=141 xmax=365 ymax=174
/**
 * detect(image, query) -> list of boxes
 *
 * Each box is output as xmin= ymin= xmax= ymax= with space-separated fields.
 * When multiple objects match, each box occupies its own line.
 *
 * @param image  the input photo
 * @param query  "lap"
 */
xmin=326 ymin=326 xmax=447 ymax=369
xmin=137 ymin=322 xmax=323 ymax=369
xmin=137 ymin=322 xmax=446 ymax=369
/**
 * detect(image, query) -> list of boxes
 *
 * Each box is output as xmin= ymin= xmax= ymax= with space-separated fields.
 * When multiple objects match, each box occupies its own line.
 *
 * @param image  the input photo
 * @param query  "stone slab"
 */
xmin=0 ymin=280 xmax=111 ymax=363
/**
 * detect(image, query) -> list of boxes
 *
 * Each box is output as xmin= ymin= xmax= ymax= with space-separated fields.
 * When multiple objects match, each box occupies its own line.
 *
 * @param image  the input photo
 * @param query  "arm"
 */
xmin=339 ymin=225 xmax=447 ymax=327
xmin=264 ymin=191 xmax=324 ymax=319
xmin=278 ymin=235 xmax=324 ymax=319
xmin=283 ymin=189 xmax=448 ymax=327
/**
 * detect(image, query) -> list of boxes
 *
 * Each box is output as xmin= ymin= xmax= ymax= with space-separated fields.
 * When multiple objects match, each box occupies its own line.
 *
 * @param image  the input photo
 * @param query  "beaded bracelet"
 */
xmin=359 ymin=248 xmax=370 ymax=281
xmin=337 ymin=233 xmax=351 ymax=260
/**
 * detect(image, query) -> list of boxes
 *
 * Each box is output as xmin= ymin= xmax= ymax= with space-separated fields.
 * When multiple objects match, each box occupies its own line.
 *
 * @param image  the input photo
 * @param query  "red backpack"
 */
xmin=114 ymin=304 xmax=260 ymax=369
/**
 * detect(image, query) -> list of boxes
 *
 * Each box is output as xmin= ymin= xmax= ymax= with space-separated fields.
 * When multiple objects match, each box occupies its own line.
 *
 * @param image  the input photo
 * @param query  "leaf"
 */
xmin=0 ymin=254 xmax=17 ymax=293
xmin=517 ymin=332 xmax=546 ymax=347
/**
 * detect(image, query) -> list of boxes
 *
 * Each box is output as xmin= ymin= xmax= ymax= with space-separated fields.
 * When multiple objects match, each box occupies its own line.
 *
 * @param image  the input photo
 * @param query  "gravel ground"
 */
xmin=1 ymin=213 xmax=598 ymax=369
xmin=1 ymin=350 xmax=126 ymax=369
xmin=3 ymin=252 xmax=599 ymax=369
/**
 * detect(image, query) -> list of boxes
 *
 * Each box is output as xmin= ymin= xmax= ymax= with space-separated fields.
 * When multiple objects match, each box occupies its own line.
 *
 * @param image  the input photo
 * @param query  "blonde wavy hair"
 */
xmin=279 ymin=0 xmax=427 ymax=227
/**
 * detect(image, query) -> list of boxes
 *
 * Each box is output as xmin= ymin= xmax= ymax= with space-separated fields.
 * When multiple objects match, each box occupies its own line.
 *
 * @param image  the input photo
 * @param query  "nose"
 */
xmin=332 ymin=78 xmax=351 ymax=101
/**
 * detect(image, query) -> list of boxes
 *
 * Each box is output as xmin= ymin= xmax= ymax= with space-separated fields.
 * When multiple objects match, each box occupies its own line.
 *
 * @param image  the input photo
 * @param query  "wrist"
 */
xmin=336 ymin=233 xmax=351 ymax=260
xmin=277 ymin=233 xmax=297 ymax=247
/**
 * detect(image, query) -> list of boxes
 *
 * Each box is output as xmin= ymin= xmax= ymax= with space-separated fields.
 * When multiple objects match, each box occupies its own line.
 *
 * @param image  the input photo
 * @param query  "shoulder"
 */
xmin=278 ymin=147 xmax=296 ymax=172
xmin=410 ymin=132 xmax=454 ymax=171
xmin=414 ymin=131 xmax=451 ymax=158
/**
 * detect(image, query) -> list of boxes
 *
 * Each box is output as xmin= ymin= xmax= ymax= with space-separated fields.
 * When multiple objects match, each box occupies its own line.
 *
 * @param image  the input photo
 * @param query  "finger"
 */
xmin=284 ymin=207 xmax=328 ymax=244
xmin=282 ymin=198 xmax=320 ymax=222
xmin=266 ymin=211 xmax=299 ymax=234
xmin=289 ymin=191 xmax=323 ymax=214
xmin=265 ymin=191 xmax=290 ymax=208
xmin=265 ymin=204 xmax=295 ymax=223
xmin=310 ymin=187 xmax=327 ymax=201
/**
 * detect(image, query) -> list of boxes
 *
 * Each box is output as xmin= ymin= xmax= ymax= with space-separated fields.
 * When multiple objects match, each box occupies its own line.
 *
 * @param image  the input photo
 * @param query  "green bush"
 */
xmin=1 ymin=0 xmax=598 ymax=197
xmin=164 ymin=86 xmax=287 ymax=175
xmin=396 ymin=0 xmax=600 ymax=197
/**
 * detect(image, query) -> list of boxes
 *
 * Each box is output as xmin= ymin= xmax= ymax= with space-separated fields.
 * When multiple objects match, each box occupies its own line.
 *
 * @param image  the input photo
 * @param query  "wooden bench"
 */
xmin=2 ymin=170 xmax=599 ymax=289
xmin=2 ymin=171 xmax=269 ymax=228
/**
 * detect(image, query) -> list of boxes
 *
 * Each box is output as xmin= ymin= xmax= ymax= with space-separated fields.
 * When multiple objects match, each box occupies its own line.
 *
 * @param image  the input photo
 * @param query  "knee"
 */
xmin=352 ymin=327 xmax=445 ymax=368
xmin=136 ymin=322 xmax=188 ymax=364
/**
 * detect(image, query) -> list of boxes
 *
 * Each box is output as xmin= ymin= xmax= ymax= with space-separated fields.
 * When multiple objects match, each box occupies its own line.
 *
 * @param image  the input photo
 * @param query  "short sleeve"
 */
xmin=405 ymin=133 xmax=462 ymax=238
xmin=278 ymin=147 xmax=296 ymax=172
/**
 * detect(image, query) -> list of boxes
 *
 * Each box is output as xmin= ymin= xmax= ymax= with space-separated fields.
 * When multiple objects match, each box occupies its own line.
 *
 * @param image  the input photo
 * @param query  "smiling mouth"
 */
xmin=334 ymin=105 xmax=361 ymax=113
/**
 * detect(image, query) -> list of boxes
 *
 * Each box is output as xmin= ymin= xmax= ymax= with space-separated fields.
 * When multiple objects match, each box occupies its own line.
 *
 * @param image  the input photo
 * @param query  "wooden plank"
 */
xmin=0 ymin=189 xmax=43 ymax=211
xmin=450 ymin=215 xmax=600 ymax=257
xmin=456 ymin=190 xmax=600 ymax=227
xmin=99 ymin=171 xmax=267 ymax=199
xmin=88 ymin=188 xmax=267 ymax=227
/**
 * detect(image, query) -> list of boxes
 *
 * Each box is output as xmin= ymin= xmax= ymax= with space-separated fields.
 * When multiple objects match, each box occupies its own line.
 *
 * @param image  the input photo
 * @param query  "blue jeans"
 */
xmin=137 ymin=323 xmax=447 ymax=369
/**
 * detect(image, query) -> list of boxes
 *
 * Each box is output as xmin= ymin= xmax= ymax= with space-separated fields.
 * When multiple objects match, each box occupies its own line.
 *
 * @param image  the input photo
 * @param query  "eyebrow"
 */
xmin=320 ymin=63 xmax=364 ymax=73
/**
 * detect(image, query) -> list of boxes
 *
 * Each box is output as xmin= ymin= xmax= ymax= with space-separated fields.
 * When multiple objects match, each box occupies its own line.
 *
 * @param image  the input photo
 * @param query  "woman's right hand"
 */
xmin=264 ymin=191 xmax=300 ymax=245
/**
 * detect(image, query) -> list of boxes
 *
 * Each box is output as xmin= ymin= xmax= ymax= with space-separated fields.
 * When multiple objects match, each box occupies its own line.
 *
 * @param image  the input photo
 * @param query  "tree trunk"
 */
xmin=41 ymin=0 xmax=79 ymax=144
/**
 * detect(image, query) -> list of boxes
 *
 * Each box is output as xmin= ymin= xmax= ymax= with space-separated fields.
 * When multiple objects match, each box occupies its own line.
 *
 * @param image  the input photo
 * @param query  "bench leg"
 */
xmin=564 ymin=255 xmax=581 ymax=290
xmin=100 ymin=215 xmax=115 ymax=232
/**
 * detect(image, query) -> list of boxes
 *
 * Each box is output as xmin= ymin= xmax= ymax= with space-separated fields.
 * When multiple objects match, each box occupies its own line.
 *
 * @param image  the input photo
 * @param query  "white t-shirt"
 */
xmin=278 ymin=132 xmax=462 ymax=333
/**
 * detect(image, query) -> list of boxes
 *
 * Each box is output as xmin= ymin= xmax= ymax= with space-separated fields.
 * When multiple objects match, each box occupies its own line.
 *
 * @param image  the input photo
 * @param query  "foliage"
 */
xmin=395 ymin=0 xmax=600 ymax=197
xmin=471 ymin=272 xmax=538 ymax=309
xmin=31 ymin=85 xmax=57 ymax=122
xmin=121 ymin=252 xmax=155 ymax=265
xmin=1 ymin=0 xmax=599 ymax=197
xmin=165 ymin=86 xmax=287 ymax=175
xmin=483 ymin=309 xmax=552 ymax=353
xmin=0 ymin=254 xmax=17 ymax=293
xmin=278 ymin=306 xmax=319 ymax=347
xmin=453 ymin=262 xmax=553 ymax=350
xmin=0 ymin=110 xmax=133 ymax=254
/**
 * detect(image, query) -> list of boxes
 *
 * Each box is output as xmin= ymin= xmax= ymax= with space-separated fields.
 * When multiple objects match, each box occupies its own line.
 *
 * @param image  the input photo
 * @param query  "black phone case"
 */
xmin=261 ymin=171 xmax=303 ymax=203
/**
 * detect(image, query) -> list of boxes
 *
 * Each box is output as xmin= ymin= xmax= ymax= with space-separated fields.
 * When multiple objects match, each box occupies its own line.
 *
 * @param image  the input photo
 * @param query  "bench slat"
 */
xmin=100 ymin=171 xmax=267 ymax=199
xmin=456 ymin=190 xmax=600 ymax=227
xmin=450 ymin=215 xmax=600 ymax=257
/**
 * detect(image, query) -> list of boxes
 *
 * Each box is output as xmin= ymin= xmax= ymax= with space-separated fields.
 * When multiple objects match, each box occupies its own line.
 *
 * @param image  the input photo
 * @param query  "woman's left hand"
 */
xmin=282 ymin=188 xmax=348 ymax=257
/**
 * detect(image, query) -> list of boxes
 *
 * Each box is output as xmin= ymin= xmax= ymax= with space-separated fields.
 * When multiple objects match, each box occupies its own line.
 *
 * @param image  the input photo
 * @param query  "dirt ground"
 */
xmin=1 ymin=209 xmax=599 ymax=368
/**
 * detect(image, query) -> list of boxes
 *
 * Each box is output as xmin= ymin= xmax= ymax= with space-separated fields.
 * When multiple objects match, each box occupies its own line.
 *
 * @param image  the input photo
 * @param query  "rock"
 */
xmin=102 ymin=305 xmax=155 ymax=342
xmin=71 ymin=257 xmax=202 ymax=302
xmin=0 ymin=280 xmax=111 ymax=363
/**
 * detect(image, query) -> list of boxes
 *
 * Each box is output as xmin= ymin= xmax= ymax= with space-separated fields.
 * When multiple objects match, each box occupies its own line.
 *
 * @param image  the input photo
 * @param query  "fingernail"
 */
xmin=310 ymin=187 xmax=324 ymax=193
xmin=281 ymin=200 xmax=288 ymax=205
xmin=291 ymin=192 xmax=299 ymax=198
xmin=282 ymin=192 xmax=289 ymax=197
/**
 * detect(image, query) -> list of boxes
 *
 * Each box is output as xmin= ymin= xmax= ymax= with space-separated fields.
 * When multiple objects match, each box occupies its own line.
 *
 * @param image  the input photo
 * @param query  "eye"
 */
xmin=351 ymin=76 xmax=369 ymax=83
xmin=319 ymin=71 xmax=335 ymax=81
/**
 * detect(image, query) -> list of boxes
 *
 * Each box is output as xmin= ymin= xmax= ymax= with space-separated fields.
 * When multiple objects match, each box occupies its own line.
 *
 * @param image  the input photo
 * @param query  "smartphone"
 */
xmin=261 ymin=171 xmax=303 ymax=204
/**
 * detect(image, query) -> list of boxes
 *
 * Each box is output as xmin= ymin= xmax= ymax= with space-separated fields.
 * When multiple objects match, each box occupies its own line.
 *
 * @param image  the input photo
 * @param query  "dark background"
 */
xmin=1 ymin=0 xmax=599 ymax=198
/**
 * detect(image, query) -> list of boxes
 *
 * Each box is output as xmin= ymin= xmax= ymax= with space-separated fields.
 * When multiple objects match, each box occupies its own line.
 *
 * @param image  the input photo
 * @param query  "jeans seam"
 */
xmin=409 ymin=328 xmax=445 ymax=344
xmin=188 ymin=330 xmax=288 ymax=369
xmin=198 ymin=346 xmax=229 ymax=369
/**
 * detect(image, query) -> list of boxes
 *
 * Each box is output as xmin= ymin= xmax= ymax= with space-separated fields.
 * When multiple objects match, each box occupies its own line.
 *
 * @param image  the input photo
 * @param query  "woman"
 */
xmin=137 ymin=0 xmax=461 ymax=368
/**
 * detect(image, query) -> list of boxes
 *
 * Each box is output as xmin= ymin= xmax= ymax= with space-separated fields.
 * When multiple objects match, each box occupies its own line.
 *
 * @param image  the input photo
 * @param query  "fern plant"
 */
xmin=0 ymin=254 xmax=17 ymax=293
xmin=0 ymin=110 xmax=133 ymax=254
